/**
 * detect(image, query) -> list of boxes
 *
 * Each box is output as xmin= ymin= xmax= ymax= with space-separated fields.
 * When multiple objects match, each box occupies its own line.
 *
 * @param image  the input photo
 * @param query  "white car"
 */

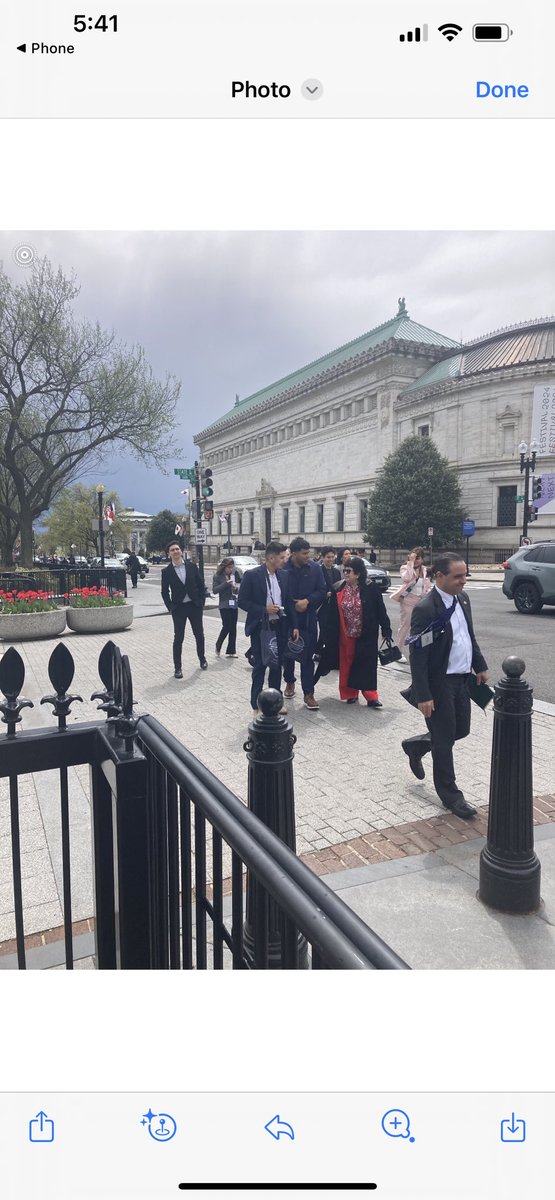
xmin=90 ymin=557 xmax=127 ymax=571
xmin=230 ymin=555 xmax=259 ymax=579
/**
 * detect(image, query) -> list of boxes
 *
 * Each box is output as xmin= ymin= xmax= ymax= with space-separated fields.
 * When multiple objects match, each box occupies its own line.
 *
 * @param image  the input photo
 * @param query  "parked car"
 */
xmin=358 ymin=559 xmax=392 ymax=593
xmin=231 ymin=555 xmax=260 ymax=579
xmin=502 ymin=542 xmax=555 ymax=613
xmin=148 ymin=554 xmax=168 ymax=564
xmin=90 ymin=557 xmax=127 ymax=571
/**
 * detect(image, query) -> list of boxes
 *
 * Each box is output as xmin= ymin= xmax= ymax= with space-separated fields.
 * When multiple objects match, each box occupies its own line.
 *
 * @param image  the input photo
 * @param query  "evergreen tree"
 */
xmin=365 ymin=435 xmax=464 ymax=549
xmin=146 ymin=509 xmax=185 ymax=553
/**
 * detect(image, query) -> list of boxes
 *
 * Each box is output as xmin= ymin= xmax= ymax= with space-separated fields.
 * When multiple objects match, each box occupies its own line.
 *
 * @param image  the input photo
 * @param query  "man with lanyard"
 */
xmin=237 ymin=541 xmax=299 ymax=716
xmin=400 ymin=551 xmax=489 ymax=819
xmin=282 ymin=536 xmax=327 ymax=711
xmin=161 ymin=540 xmax=208 ymax=678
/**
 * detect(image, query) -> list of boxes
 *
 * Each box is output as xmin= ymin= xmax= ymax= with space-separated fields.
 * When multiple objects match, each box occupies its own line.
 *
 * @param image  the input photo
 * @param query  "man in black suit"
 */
xmin=401 ymin=551 xmax=489 ymax=820
xmin=237 ymin=541 xmax=299 ymax=715
xmin=161 ymin=540 xmax=208 ymax=678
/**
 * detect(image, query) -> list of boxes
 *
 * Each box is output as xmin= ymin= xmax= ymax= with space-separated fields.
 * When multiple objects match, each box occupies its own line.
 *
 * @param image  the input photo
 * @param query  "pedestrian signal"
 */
xmin=532 ymin=477 xmax=543 ymax=502
xmin=528 ymin=505 xmax=538 ymax=523
xmin=202 ymin=468 xmax=214 ymax=498
xmin=204 ymin=502 xmax=214 ymax=519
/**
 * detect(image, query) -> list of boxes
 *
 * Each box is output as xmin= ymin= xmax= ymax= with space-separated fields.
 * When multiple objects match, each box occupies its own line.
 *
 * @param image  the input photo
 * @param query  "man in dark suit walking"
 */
xmin=161 ymin=540 xmax=208 ymax=678
xmin=238 ymin=541 xmax=299 ymax=715
xmin=401 ymin=551 xmax=489 ymax=820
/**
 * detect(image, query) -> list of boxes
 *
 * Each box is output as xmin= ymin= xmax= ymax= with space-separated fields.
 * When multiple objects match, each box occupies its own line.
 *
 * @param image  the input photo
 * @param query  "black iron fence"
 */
xmin=0 ymin=640 xmax=408 ymax=971
xmin=0 ymin=566 xmax=127 ymax=600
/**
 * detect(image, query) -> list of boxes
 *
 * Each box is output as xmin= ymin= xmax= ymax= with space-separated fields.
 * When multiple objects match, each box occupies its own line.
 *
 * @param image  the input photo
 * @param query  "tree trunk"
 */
xmin=18 ymin=503 xmax=34 ymax=567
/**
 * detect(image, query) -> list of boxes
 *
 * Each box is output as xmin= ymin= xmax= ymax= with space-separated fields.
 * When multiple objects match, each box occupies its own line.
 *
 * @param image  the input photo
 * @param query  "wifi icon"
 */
xmin=438 ymin=22 xmax=463 ymax=40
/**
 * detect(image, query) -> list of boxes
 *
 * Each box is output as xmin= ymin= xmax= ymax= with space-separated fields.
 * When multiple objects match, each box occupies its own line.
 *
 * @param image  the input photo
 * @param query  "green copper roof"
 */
xmin=402 ymin=353 xmax=464 ymax=392
xmin=198 ymin=308 xmax=461 ymax=436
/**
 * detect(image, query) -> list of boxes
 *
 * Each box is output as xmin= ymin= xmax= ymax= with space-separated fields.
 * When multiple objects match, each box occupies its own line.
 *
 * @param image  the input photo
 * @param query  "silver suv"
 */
xmin=502 ymin=542 xmax=555 ymax=613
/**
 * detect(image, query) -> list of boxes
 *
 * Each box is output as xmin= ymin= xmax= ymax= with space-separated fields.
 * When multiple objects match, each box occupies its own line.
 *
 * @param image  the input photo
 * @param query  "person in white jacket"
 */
xmin=392 ymin=547 xmax=431 ymax=654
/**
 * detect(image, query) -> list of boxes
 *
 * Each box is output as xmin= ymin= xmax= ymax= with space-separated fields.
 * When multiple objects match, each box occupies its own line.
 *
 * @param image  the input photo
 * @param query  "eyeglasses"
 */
xmin=343 ymin=568 xmax=353 ymax=574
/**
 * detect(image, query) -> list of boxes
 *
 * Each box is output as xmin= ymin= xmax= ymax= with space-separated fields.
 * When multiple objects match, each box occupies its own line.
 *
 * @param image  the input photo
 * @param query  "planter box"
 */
xmin=65 ymin=604 xmax=133 ymax=634
xmin=0 ymin=609 xmax=67 ymax=641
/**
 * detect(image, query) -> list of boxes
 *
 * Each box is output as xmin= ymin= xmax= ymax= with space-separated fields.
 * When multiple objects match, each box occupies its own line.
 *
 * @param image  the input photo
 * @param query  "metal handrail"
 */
xmin=138 ymin=714 xmax=409 ymax=970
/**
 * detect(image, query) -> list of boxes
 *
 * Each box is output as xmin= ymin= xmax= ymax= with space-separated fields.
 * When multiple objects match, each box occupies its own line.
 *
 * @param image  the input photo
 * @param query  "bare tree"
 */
xmin=0 ymin=258 xmax=181 ymax=563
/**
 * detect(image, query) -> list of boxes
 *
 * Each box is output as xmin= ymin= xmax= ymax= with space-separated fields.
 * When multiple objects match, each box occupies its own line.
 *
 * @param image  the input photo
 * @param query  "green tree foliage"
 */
xmin=365 ymin=435 xmax=464 ymax=548
xmin=146 ymin=509 xmax=187 ymax=553
xmin=0 ymin=258 xmax=181 ymax=564
xmin=42 ymin=485 xmax=124 ymax=557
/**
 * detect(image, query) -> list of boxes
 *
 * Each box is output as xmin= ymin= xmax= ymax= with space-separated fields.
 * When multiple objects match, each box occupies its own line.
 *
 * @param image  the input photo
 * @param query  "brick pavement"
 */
xmin=1 ymin=605 xmax=554 ymax=947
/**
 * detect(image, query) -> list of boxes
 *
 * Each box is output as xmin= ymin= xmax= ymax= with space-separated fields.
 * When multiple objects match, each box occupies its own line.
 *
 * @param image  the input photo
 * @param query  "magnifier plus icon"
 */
xmin=381 ymin=1109 xmax=415 ymax=1142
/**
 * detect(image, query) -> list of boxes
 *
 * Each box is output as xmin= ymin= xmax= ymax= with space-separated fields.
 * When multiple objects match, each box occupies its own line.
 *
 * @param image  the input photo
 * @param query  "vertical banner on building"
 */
xmin=534 ymin=473 xmax=555 ymax=515
xmin=531 ymin=384 xmax=555 ymax=456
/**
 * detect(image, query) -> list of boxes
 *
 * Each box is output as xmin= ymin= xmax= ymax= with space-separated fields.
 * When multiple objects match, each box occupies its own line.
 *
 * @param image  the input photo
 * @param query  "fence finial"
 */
xmin=40 ymin=643 xmax=83 ymax=729
xmin=0 ymin=646 xmax=34 ymax=733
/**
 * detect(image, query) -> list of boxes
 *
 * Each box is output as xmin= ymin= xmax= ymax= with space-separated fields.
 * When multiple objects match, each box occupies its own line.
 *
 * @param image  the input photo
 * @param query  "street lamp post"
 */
xmin=518 ymin=440 xmax=540 ymax=540
xmin=95 ymin=483 xmax=106 ymax=568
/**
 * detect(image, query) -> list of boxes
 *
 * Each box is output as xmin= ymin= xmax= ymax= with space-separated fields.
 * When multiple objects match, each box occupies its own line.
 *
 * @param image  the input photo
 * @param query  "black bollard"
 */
xmin=243 ymin=688 xmax=308 ymax=968
xmin=479 ymin=656 xmax=541 ymax=914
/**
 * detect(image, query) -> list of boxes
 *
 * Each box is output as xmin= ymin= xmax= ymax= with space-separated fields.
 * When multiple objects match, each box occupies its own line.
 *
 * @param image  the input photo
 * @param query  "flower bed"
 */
xmin=65 ymin=586 xmax=133 ymax=634
xmin=0 ymin=588 xmax=66 ymax=640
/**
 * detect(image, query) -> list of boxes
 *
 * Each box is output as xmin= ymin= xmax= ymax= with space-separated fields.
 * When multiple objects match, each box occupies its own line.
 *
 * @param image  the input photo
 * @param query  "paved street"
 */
xmin=1 ymin=567 xmax=555 ymax=967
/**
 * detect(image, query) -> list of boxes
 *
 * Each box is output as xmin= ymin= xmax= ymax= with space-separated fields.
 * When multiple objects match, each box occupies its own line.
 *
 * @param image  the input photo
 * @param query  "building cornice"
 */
xmin=195 ymin=340 xmax=448 ymax=442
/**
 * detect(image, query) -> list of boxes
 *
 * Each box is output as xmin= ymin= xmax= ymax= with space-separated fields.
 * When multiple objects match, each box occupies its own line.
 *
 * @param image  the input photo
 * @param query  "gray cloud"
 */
xmin=1 ymin=230 xmax=554 ymax=514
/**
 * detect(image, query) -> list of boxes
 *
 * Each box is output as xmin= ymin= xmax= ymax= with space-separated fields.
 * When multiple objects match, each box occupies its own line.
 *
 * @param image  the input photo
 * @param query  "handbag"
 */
xmin=285 ymin=634 xmax=305 ymax=661
xmin=260 ymin=615 xmax=281 ymax=669
xmin=378 ymin=638 xmax=403 ymax=666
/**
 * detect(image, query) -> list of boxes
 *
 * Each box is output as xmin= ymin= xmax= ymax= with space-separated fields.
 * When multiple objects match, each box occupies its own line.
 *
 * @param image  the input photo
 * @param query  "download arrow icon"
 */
xmin=264 ymin=1114 xmax=295 ymax=1140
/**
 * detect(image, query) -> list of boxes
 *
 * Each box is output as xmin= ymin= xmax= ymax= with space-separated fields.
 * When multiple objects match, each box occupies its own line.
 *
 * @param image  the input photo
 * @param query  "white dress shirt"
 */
xmin=435 ymin=585 xmax=472 ymax=674
xmin=174 ymin=562 xmax=191 ymax=603
xmin=266 ymin=569 xmax=282 ymax=620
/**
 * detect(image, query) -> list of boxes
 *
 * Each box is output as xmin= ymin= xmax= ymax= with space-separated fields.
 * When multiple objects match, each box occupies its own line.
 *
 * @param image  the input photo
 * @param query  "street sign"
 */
xmin=516 ymin=495 xmax=524 ymax=502
xmin=194 ymin=528 xmax=207 ymax=544
xmin=520 ymin=535 xmax=532 ymax=547
xmin=174 ymin=467 xmax=196 ymax=482
xmin=462 ymin=519 xmax=476 ymax=537
xmin=427 ymin=526 xmax=434 ymax=536
xmin=91 ymin=519 xmax=110 ymax=531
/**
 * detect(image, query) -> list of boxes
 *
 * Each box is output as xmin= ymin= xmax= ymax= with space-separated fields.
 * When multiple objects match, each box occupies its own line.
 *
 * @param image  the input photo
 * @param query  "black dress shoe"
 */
xmin=174 ymin=669 xmax=183 ymax=679
xmin=367 ymin=700 xmax=383 ymax=708
xmin=444 ymin=796 xmax=477 ymax=820
xmin=200 ymin=658 xmax=208 ymax=670
xmin=401 ymin=740 xmax=425 ymax=780
xmin=346 ymin=697 xmax=358 ymax=704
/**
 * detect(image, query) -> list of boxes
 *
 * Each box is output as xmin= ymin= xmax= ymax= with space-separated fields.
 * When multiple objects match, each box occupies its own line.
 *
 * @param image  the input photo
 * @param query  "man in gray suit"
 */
xmin=401 ymin=552 xmax=489 ymax=820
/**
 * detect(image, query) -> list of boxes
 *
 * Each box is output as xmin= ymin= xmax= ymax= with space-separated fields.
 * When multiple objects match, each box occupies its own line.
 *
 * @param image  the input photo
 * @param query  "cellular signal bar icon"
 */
xmin=399 ymin=24 xmax=428 ymax=42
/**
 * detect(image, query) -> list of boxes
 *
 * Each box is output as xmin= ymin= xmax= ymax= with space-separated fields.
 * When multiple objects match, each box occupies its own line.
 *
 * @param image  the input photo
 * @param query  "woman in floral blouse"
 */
xmin=314 ymin=556 xmax=393 ymax=707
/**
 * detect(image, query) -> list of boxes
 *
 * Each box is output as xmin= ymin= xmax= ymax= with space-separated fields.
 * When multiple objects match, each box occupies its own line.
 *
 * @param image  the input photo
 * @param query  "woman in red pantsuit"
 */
xmin=315 ymin=557 xmax=393 ymax=707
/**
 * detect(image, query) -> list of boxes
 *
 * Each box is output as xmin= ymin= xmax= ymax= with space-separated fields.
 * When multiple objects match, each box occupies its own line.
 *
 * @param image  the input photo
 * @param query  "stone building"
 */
xmin=117 ymin=508 xmax=152 ymax=553
xmin=194 ymin=303 xmax=555 ymax=559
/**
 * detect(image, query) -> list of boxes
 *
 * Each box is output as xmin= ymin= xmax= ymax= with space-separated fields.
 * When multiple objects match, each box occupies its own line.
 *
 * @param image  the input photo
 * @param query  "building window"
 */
xmin=282 ymin=507 xmax=289 ymax=533
xmin=249 ymin=510 xmax=254 ymax=534
xmin=344 ymin=403 xmax=352 ymax=420
xmin=312 ymin=415 xmax=321 ymax=431
xmin=354 ymin=398 xmax=363 ymax=416
xmin=418 ymin=424 xmax=430 ymax=437
xmin=337 ymin=501 xmax=345 ymax=532
xmin=332 ymin=408 xmax=341 ymax=424
xmin=316 ymin=503 xmax=324 ymax=533
xmin=237 ymin=512 xmax=243 ymax=535
xmin=497 ymin=485 xmax=517 ymax=528
xmin=502 ymin=425 xmax=515 ymax=455
xmin=368 ymin=394 xmax=377 ymax=412
xmin=322 ymin=412 xmax=330 ymax=427
xmin=359 ymin=498 xmax=368 ymax=529
xmin=299 ymin=506 xmax=306 ymax=533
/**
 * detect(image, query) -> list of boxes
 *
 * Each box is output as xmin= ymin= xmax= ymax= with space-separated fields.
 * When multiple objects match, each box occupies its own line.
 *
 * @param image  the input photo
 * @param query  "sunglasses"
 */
xmin=343 ymin=568 xmax=354 ymax=574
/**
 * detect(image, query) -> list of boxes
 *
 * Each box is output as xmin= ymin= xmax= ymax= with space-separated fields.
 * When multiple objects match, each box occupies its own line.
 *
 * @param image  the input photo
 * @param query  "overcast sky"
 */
xmin=1 ymin=230 xmax=554 ymax=516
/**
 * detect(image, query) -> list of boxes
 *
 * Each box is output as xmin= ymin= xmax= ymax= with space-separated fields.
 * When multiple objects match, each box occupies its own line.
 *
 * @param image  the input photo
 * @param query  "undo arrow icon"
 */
xmin=264 ymin=1114 xmax=295 ymax=1140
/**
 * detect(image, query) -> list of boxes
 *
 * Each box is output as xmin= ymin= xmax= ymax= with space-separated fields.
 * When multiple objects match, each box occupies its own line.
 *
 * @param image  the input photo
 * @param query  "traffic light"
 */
xmin=528 ymin=505 xmax=538 ymax=523
xmin=204 ymin=501 xmax=214 ymax=519
xmin=532 ymin=477 xmax=543 ymax=502
xmin=202 ymin=468 xmax=214 ymax=498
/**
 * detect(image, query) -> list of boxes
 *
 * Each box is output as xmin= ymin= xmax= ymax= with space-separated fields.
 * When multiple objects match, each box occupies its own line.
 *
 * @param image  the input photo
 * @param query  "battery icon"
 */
xmin=473 ymin=23 xmax=513 ymax=41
